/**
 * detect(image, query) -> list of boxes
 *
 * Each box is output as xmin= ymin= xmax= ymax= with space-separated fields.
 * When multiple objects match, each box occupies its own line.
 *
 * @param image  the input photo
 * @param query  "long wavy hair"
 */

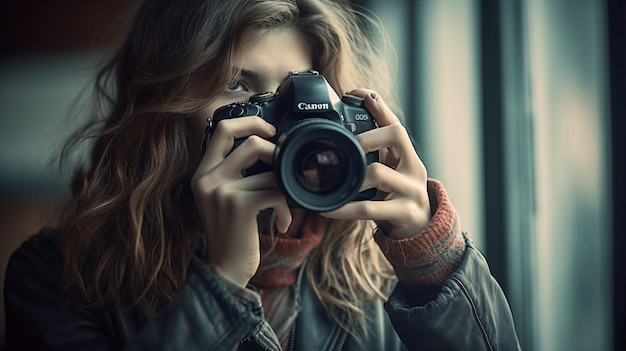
xmin=60 ymin=0 xmax=396 ymax=340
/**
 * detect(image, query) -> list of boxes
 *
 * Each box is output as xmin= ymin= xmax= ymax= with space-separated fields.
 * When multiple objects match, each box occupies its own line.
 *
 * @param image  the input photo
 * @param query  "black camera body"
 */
xmin=206 ymin=70 xmax=378 ymax=212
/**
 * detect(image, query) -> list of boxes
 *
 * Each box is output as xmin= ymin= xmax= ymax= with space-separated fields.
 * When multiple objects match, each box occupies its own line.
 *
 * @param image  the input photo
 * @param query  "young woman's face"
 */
xmin=188 ymin=28 xmax=313 ymax=172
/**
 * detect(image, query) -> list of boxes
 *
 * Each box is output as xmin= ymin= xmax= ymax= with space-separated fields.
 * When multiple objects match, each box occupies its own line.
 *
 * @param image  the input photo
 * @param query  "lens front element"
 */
xmin=275 ymin=119 xmax=367 ymax=212
xmin=295 ymin=141 xmax=346 ymax=193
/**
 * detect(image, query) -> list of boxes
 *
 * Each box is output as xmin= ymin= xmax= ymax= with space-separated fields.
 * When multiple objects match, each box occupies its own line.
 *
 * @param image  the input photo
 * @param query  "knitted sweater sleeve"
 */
xmin=373 ymin=178 xmax=466 ymax=285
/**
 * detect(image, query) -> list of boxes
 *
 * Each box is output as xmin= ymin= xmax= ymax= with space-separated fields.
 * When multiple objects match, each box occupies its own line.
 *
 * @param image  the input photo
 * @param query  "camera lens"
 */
xmin=295 ymin=141 xmax=346 ymax=193
xmin=274 ymin=118 xmax=367 ymax=212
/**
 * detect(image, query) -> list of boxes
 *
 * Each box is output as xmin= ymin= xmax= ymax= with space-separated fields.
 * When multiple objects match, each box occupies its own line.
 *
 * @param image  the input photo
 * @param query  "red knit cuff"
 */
xmin=374 ymin=179 xmax=465 ymax=285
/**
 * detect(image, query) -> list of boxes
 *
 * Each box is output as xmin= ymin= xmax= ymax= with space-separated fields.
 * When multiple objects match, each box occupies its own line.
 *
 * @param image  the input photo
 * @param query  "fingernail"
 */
xmin=370 ymin=93 xmax=379 ymax=101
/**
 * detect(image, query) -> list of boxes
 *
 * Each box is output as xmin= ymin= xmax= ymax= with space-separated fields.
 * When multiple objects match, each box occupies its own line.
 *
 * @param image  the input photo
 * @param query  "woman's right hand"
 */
xmin=191 ymin=116 xmax=292 ymax=288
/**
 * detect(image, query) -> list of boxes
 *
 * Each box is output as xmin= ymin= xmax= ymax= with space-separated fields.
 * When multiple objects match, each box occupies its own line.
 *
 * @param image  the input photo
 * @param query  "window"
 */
xmin=362 ymin=0 xmax=613 ymax=349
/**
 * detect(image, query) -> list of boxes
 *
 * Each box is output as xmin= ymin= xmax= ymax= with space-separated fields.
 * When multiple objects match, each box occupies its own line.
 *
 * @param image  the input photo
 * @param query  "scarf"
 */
xmin=251 ymin=210 xmax=325 ymax=288
xmin=250 ymin=210 xmax=326 ymax=348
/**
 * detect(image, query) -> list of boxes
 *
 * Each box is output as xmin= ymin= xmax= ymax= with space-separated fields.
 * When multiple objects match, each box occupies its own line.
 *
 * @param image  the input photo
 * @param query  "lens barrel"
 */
xmin=274 ymin=119 xmax=367 ymax=212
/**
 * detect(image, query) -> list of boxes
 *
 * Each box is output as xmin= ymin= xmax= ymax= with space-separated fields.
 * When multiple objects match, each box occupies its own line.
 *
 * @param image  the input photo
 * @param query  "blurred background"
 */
xmin=0 ymin=0 xmax=623 ymax=350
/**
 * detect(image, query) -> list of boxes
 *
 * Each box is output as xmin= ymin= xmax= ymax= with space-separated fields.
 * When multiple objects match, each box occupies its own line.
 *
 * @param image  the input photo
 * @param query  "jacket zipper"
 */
xmin=287 ymin=259 xmax=307 ymax=351
xmin=287 ymin=320 xmax=297 ymax=351
xmin=240 ymin=289 xmax=280 ymax=350
xmin=450 ymin=276 xmax=494 ymax=351
xmin=334 ymin=330 xmax=348 ymax=350
xmin=287 ymin=260 xmax=349 ymax=351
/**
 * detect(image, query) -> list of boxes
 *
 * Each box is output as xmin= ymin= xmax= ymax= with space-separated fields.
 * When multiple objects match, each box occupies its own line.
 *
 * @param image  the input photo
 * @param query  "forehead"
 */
xmin=237 ymin=28 xmax=313 ymax=80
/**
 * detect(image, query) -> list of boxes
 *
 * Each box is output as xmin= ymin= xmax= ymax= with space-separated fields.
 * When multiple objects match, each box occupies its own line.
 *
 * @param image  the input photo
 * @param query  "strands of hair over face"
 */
xmin=59 ymin=0 xmax=397 ymax=340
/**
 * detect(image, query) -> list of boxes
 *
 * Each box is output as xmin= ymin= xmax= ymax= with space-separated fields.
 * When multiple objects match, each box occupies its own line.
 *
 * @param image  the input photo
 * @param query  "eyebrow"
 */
xmin=233 ymin=67 xmax=315 ymax=83
xmin=239 ymin=68 xmax=259 ymax=79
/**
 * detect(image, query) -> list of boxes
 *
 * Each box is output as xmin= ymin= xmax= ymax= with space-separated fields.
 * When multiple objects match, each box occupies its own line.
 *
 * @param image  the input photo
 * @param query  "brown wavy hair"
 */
xmin=60 ymin=0 xmax=396 ymax=340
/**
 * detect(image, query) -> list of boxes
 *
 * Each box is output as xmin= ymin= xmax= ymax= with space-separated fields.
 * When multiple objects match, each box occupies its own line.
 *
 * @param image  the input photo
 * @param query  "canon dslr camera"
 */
xmin=204 ymin=70 xmax=378 ymax=212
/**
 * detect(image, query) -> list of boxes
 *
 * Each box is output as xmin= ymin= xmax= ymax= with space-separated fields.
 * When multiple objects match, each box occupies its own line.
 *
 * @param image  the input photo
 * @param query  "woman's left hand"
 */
xmin=321 ymin=89 xmax=431 ymax=239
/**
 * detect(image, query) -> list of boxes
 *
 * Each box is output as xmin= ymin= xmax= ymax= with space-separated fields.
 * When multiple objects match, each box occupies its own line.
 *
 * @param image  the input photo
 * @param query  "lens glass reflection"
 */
xmin=295 ymin=140 xmax=346 ymax=193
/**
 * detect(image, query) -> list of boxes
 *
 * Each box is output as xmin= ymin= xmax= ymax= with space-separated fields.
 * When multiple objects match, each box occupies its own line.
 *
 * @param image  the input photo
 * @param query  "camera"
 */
xmin=203 ymin=70 xmax=378 ymax=212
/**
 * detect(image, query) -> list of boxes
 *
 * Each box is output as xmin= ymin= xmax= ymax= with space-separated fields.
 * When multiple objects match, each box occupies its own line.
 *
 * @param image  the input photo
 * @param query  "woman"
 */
xmin=4 ymin=0 xmax=521 ymax=349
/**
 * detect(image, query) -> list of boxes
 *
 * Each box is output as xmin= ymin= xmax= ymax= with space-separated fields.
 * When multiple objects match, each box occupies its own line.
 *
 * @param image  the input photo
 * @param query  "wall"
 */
xmin=0 ymin=1 xmax=140 ymax=347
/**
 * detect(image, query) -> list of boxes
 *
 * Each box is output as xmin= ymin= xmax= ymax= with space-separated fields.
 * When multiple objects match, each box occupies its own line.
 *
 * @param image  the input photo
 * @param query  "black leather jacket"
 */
xmin=4 ymin=229 xmax=521 ymax=350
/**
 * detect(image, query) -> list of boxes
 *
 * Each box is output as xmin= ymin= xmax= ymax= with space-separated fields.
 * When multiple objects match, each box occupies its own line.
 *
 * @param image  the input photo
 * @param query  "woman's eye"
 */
xmin=227 ymin=80 xmax=249 ymax=93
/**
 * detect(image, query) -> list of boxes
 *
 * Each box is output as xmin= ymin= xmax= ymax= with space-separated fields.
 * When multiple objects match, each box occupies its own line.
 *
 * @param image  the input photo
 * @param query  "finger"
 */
xmin=204 ymin=174 xmax=279 ymax=210
xmin=348 ymin=88 xmax=424 ymax=173
xmin=348 ymin=88 xmax=400 ymax=127
xmin=193 ymin=167 xmax=276 ymax=220
xmin=357 ymin=125 xmax=419 ymax=168
xmin=199 ymin=116 xmax=276 ymax=174
xmin=236 ymin=188 xmax=292 ymax=233
xmin=225 ymin=171 xmax=279 ymax=191
xmin=205 ymin=175 xmax=291 ymax=233
xmin=321 ymin=198 xmax=420 ymax=222
xmin=360 ymin=162 xmax=426 ymax=196
xmin=214 ymin=135 xmax=276 ymax=178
